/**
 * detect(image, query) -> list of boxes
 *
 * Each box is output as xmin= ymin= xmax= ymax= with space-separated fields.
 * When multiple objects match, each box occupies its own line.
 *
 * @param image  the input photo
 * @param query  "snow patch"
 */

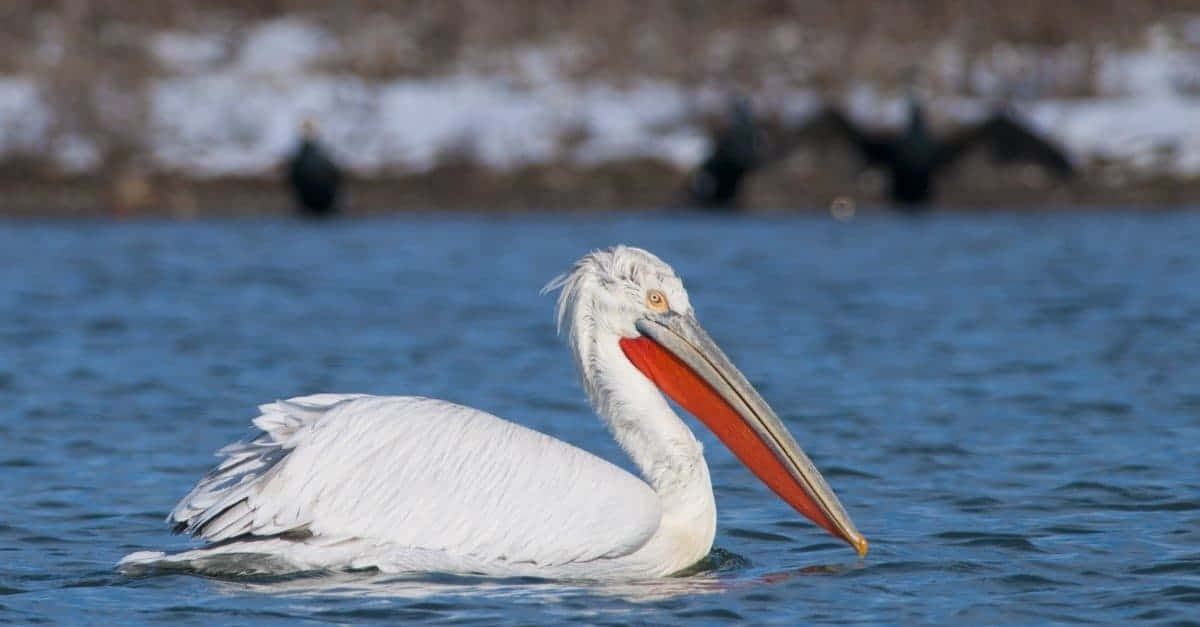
xmin=237 ymin=18 xmax=335 ymax=76
xmin=51 ymin=134 xmax=102 ymax=172
xmin=1034 ymin=97 xmax=1200 ymax=177
xmin=1097 ymin=25 xmax=1200 ymax=97
xmin=151 ymin=31 xmax=228 ymax=73
xmin=149 ymin=71 xmax=707 ymax=176
xmin=0 ymin=78 xmax=49 ymax=154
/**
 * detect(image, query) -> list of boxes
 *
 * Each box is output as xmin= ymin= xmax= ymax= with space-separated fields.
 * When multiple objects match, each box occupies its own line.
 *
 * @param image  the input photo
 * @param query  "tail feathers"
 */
xmin=116 ymin=545 xmax=311 ymax=577
xmin=116 ymin=551 xmax=172 ymax=576
xmin=116 ymin=539 xmax=367 ymax=577
xmin=168 ymin=394 xmax=366 ymax=541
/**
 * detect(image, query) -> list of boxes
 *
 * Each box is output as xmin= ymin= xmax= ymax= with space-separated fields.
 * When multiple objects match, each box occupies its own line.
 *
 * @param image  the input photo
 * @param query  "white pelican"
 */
xmin=120 ymin=246 xmax=866 ymax=578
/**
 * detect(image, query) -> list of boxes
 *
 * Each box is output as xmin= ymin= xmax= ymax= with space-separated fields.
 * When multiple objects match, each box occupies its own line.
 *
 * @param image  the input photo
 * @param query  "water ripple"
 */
xmin=2 ymin=214 xmax=1199 ymax=623
xmin=934 ymin=531 xmax=1043 ymax=552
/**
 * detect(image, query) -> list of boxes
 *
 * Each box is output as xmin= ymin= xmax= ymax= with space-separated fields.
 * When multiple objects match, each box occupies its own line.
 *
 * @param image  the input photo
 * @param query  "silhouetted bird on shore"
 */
xmin=287 ymin=119 xmax=342 ymax=217
xmin=688 ymin=97 xmax=766 ymax=208
xmin=799 ymin=98 xmax=1073 ymax=209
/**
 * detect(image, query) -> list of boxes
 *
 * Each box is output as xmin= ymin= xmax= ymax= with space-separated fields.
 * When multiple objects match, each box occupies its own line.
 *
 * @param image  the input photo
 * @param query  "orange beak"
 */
xmin=620 ymin=315 xmax=867 ymax=557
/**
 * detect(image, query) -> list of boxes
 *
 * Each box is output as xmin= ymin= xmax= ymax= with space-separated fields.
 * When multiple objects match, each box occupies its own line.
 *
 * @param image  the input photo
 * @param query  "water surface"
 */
xmin=1 ymin=211 xmax=1198 ymax=623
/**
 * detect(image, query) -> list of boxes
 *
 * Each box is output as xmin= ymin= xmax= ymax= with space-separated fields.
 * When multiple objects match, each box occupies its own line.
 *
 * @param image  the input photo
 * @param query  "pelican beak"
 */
xmin=620 ymin=313 xmax=868 ymax=557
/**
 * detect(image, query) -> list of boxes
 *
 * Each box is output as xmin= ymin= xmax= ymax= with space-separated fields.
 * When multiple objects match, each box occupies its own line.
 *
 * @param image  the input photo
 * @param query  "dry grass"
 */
xmin=8 ymin=1 xmax=1193 ymax=78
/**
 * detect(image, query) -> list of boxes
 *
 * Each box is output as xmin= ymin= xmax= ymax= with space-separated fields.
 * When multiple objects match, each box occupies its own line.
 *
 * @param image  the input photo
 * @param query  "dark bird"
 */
xmin=287 ymin=119 xmax=342 ymax=217
xmin=798 ymin=98 xmax=1073 ymax=210
xmin=687 ymin=97 xmax=766 ymax=208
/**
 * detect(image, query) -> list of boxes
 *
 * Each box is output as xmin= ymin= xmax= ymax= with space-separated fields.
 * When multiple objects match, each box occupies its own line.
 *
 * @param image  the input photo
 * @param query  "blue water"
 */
xmin=1 ymin=211 xmax=1198 ymax=624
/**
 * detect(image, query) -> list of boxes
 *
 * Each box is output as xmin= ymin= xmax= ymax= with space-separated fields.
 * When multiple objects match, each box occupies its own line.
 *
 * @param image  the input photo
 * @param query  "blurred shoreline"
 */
xmin=4 ymin=165 xmax=1198 ymax=218
xmin=2 ymin=1 xmax=1199 ymax=215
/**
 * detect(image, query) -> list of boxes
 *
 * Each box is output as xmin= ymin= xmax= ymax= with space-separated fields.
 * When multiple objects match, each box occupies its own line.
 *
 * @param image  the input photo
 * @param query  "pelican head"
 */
xmin=546 ymin=246 xmax=691 ymax=364
xmin=545 ymin=246 xmax=868 ymax=557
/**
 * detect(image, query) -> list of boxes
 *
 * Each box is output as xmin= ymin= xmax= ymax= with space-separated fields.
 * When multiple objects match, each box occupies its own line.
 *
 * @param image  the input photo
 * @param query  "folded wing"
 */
xmin=169 ymin=394 xmax=663 ymax=567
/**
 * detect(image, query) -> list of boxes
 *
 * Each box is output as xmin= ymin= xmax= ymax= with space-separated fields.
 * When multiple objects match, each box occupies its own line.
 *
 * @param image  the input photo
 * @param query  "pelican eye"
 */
xmin=645 ymin=289 xmax=669 ymax=313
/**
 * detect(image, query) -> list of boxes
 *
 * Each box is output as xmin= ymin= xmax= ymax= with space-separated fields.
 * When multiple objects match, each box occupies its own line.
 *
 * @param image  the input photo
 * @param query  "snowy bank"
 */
xmin=1 ymin=16 xmax=1198 ymax=180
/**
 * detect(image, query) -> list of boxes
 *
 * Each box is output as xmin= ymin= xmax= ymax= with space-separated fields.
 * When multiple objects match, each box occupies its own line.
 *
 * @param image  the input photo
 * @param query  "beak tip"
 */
xmin=851 ymin=535 xmax=869 ymax=558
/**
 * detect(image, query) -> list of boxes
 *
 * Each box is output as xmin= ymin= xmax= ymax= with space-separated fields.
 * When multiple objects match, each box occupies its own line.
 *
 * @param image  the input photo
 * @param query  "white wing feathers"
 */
xmin=169 ymin=394 xmax=663 ymax=568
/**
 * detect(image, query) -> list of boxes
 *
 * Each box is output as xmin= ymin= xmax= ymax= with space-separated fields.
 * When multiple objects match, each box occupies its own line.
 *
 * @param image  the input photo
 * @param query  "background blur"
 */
xmin=1 ymin=0 xmax=1198 ymax=215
